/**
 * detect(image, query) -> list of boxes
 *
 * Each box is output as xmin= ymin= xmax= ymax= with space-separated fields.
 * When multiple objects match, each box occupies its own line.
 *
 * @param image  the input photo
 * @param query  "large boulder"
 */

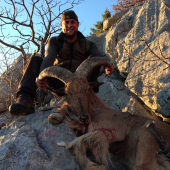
xmin=103 ymin=2 xmax=144 ymax=32
xmin=98 ymin=74 xmax=160 ymax=120
xmin=0 ymin=104 xmax=80 ymax=170
xmin=87 ymin=32 xmax=107 ymax=53
xmin=103 ymin=8 xmax=130 ymax=32
xmin=105 ymin=2 xmax=143 ymax=68
xmin=104 ymin=0 xmax=170 ymax=121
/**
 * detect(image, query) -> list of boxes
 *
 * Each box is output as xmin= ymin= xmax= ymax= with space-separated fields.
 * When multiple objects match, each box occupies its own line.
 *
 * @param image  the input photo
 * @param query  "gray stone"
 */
xmin=98 ymin=74 xmax=160 ymax=120
xmin=103 ymin=2 xmax=144 ymax=32
xmin=103 ymin=8 xmax=131 ymax=32
xmin=103 ymin=0 xmax=170 ymax=120
xmin=105 ymin=4 xmax=142 ymax=63
xmin=87 ymin=32 xmax=107 ymax=53
xmin=123 ymin=0 xmax=170 ymax=120
xmin=0 ymin=106 xmax=80 ymax=170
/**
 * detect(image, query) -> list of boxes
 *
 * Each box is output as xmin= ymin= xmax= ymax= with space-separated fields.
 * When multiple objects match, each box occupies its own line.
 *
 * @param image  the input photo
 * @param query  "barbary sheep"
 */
xmin=39 ymin=57 xmax=170 ymax=170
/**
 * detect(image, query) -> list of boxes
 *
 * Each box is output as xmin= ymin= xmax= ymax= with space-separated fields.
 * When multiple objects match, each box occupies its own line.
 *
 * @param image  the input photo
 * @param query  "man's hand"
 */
xmin=36 ymin=78 xmax=48 ymax=90
xmin=101 ymin=62 xmax=114 ymax=75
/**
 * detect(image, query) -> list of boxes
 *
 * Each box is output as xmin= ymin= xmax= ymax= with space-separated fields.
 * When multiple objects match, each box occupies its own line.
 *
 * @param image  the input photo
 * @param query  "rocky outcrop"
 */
xmin=104 ymin=0 xmax=170 ymax=121
xmin=103 ymin=2 xmax=144 ymax=32
xmin=98 ymin=74 xmax=160 ymax=120
xmin=0 ymin=99 xmax=80 ymax=170
xmin=87 ymin=32 xmax=107 ymax=54
xmin=103 ymin=8 xmax=130 ymax=32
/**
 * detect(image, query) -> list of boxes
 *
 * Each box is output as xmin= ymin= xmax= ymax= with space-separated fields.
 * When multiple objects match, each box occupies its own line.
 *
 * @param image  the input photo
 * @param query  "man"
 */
xmin=9 ymin=10 xmax=114 ymax=116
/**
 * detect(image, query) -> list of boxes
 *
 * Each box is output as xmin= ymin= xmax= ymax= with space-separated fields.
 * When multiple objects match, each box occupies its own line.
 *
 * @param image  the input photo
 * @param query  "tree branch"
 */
xmin=122 ymin=43 xmax=170 ymax=62
xmin=0 ymin=39 xmax=22 ymax=52
xmin=140 ymin=38 xmax=170 ymax=70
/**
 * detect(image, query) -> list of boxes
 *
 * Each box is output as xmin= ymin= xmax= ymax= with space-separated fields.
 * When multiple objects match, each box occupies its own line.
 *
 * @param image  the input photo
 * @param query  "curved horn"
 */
xmin=38 ymin=66 xmax=73 ymax=84
xmin=75 ymin=57 xmax=110 ymax=78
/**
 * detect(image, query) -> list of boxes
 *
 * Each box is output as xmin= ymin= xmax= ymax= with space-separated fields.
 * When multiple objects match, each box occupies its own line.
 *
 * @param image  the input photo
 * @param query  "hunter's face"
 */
xmin=60 ymin=19 xmax=79 ymax=40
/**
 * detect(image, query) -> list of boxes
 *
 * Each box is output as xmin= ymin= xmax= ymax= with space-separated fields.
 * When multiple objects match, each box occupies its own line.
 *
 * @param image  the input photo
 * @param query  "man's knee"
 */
xmin=30 ymin=55 xmax=43 ymax=63
xmin=24 ymin=55 xmax=43 ymax=71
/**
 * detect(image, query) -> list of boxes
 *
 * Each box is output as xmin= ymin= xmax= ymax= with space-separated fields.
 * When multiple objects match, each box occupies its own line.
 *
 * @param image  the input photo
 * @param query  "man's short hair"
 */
xmin=61 ymin=10 xmax=78 ymax=23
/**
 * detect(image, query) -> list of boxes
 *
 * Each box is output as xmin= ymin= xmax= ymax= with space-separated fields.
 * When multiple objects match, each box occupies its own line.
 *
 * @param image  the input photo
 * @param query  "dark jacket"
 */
xmin=40 ymin=31 xmax=106 ymax=73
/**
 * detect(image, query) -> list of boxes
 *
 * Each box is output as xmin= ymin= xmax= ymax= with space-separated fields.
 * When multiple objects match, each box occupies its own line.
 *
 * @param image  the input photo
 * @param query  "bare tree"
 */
xmin=0 ymin=0 xmax=83 ymax=110
xmin=0 ymin=0 xmax=83 ymax=69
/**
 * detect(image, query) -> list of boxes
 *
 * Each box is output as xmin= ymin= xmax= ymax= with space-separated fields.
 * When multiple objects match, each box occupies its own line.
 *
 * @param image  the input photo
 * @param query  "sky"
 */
xmin=71 ymin=0 xmax=117 ymax=36
xmin=1 ymin=0 xmax=117 ymax=37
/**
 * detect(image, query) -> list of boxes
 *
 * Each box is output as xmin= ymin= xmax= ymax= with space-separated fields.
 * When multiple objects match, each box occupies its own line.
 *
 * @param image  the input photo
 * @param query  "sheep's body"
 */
xmin=60 ymin=88 xmax=170 ymax=170
xmin=39 ymin=57 xmax=170 ymax=170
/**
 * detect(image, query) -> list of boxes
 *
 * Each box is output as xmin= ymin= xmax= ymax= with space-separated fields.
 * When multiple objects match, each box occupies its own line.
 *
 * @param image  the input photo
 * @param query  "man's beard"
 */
xmin=64 ymin=31 xmax=77 ymax=39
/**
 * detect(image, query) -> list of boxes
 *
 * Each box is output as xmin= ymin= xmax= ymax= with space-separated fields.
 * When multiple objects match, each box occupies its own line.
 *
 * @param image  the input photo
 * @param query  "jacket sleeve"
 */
xmin=40 ymin=37 xmax=58 ymax=72
xmin=89 ymin=41 xmax=110 ymax=61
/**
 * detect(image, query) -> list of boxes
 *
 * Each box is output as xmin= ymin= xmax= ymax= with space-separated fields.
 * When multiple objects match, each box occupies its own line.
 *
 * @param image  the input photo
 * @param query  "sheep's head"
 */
xmin=65 ymin=77 xmax=90 ymax=95
xmin=38 ymin=57 xmax=110 ymax=125
xmin=65 ymin=77 xmax=91 ymax=124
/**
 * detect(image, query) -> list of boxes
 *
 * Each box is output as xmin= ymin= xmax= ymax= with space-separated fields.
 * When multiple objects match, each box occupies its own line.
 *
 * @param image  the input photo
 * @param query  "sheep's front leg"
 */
xmin=65 ymin=131 xmax=110 ymax=170
xmin=48 ymin=99 xmax=65 ymax=124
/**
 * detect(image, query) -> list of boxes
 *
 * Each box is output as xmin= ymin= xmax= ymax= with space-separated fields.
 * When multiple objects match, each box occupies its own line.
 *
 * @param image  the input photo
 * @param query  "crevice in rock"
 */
xmin=110 ymin=68 xmax=126 ymax=83
xmin=35 ymin=129 xmax=52 ymax=160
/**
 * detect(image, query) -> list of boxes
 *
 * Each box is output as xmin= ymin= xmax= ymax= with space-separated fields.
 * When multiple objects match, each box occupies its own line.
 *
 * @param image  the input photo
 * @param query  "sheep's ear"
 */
xmin=89 ymin=82 xmax=104 ymax=88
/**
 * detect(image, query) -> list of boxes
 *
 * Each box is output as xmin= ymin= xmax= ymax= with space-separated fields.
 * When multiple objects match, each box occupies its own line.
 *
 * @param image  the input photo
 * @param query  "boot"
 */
xmin=9 ymin=92 xmax=35 ymax=116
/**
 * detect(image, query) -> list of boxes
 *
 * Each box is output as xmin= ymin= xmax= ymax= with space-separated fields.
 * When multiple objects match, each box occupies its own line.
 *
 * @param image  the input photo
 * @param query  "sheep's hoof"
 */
xmin=48 ymin=112 xmax=63 ymax=124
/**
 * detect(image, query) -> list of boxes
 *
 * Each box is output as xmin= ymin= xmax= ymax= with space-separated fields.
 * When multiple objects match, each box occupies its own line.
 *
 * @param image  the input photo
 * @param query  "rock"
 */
xmin=103 ymin=2 xmax=144 ymax=32
xmin=105 ymin=3 xmax=142 ymax=63
xmin=103 ymin=0 xmax=170 ymax=120
xmin=103 ymin=8 xmax=131 ymax=32
xmin=0 ymin=107 xmax=80 ymax=170
xmin=87 ymin=32 xmax=107 ymax=53
xmin=98 ymin=74 xmax=160 ymax=120
xmin=0 ymin=89 xmax=143 ymax=170
xmin=123 ymin=0 xmax=170 ymax=120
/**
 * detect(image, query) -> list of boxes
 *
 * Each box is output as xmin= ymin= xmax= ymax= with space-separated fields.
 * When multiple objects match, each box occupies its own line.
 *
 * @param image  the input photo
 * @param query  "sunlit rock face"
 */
xmin=0 ymin=102 xmax=80 ymax=170
xmin=102 ymin=0 xmax=170 ymax=121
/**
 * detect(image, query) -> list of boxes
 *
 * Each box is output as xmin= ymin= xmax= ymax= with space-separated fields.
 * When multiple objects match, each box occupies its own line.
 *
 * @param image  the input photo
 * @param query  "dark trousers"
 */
xmin=17 ymin=56 xmax=100 ymax=99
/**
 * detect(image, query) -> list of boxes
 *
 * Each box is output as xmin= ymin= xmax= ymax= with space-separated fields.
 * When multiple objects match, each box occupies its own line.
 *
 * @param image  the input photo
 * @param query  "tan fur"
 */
xmin=56 ymin=76 xmax=170 ymax=170
xmin=65 ymin=131 xmax=109 ymax=170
